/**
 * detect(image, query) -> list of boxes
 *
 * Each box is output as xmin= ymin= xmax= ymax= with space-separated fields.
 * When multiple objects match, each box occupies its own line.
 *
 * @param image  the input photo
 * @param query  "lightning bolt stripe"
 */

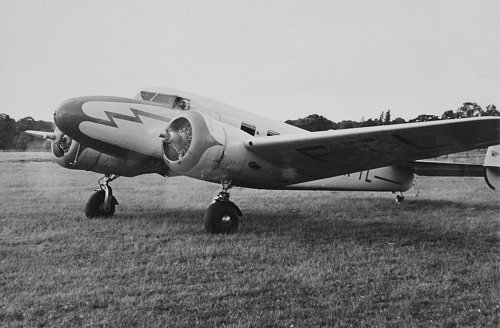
xmin=81 ymin=101 xmax=171 ymax=127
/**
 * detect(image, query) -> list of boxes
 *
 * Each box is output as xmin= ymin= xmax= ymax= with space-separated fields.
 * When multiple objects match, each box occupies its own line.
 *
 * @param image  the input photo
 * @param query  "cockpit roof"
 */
xmin=137 ymin=87 xmax=236 ymax=113
xmin=136 ymin=88 xmax=190 ymax=110
xmin=136 ymin=87 xmax=306 ymax=134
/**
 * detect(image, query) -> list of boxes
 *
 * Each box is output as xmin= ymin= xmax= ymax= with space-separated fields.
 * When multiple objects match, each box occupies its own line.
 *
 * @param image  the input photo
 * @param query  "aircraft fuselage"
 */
xmin=53 ymin=91 xmax=414 ymax=192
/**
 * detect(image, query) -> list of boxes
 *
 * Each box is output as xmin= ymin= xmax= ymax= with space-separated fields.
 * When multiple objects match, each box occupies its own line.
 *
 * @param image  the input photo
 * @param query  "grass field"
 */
xmin=1 ymin=153 xmax=499 ymax=327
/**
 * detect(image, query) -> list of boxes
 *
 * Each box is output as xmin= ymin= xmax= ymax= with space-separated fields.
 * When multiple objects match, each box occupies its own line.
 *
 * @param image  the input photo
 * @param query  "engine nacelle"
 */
xmin=161 ymin=111 xmax=227 ymax=176
xmin=54 ymin=133 xmax=166 ymax=177
xmin=160 ymin=111 xmax=296 ymax=187
xmin=161 ymin=111 xmax=257 ymax=180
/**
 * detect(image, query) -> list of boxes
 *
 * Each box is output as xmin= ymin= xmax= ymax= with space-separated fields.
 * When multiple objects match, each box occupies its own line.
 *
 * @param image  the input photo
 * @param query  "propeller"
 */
xmin=25 ymin=127 xmax=72 ymax=158
xmin=52 ymin=128 xmax=72 ymax=157
xmin=162 ymin=118 xmax=193 ymax=161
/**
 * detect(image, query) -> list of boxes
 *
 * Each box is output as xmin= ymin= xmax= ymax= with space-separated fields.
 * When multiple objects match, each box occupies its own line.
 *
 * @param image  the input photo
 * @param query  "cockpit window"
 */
xmin=152 ymin=93 xmax=176 ymax=107
xmin=138 ymin=90 xmax=190 ymax=110
xmin=140 ymin=91 xmax=157 ymax=101
xmin=152 ymin=95 xmax=190 ymax=110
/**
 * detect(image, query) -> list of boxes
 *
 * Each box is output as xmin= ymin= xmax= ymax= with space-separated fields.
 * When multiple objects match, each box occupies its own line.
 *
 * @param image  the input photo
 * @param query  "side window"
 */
xmin=267 ymin=130 xmax=280 ymax=136
xmin=173 ymin=97 xmax=190 ymax=110
xmin=241 ymin=122 xmax=256 ymax=136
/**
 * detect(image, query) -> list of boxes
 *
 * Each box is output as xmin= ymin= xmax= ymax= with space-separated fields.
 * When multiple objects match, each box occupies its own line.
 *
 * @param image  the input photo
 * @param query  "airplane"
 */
xmin=26 ymin=87 xmax=500 ymax=233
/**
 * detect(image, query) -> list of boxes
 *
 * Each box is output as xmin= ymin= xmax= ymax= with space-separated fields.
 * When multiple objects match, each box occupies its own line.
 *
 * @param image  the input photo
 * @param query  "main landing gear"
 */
xmin=85 ymin=174 xmax=119 ymax=219
xmin=204 ymin=180 xmax=242 ymax=234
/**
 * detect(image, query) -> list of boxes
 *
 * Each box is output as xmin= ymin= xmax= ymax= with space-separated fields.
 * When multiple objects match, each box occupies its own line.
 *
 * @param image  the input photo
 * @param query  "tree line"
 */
xmin=0 ymin=114 xmax=53 ymax=150
xmin=285 ymin=102 xmax=499 ymax=131
xmin=0 ymin=102 xmax=498 ymax=150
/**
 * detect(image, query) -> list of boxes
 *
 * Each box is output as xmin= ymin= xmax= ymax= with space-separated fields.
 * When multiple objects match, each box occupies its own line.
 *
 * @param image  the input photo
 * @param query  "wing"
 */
xmin=245 ymin=117 xmax=500 ymax=180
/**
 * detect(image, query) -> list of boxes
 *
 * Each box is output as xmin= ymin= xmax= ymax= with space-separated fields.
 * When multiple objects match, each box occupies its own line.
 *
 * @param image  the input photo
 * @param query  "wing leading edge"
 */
xmin=245 ymin=117 xmax=500 ymax=180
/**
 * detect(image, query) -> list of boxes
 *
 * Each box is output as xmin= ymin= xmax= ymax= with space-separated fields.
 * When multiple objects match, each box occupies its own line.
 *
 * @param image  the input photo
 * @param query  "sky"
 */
xmin=1 ymin=0 xmax=499 ymax=123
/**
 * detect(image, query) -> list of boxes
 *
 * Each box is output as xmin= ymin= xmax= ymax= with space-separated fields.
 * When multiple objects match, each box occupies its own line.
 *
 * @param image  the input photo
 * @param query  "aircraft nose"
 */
xmin=54 ymin=98 xmax=81 ymax=137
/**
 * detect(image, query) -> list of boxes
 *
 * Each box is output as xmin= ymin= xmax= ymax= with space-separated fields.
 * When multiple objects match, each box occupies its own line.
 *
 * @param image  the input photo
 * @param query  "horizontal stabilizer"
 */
xmin=410 ymin=160 xmax=484 ymax=177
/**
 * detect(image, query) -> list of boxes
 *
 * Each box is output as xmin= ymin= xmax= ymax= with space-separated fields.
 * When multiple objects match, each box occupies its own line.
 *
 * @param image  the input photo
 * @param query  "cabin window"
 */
xmin=140 ymin=91 xmax=157 ymax=101
xmin=174 ymin=98 xmax=190 ymax=110
xmin=267 ymin=130 xmax=280 ymax=136
xmin=241 ymin=122 xmax=256 ymax=136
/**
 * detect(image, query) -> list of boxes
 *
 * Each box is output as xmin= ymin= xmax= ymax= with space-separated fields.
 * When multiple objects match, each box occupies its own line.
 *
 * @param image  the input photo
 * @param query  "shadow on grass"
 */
xmin=240 ymin=197 xmax=498 ymax=249
xmin=403 ymin=198 xmax=499 ymax=211
xmin=109 ymin=206 xmax=205 ymax=227
xmin=102 ymin=197 xmax=497 ymax=249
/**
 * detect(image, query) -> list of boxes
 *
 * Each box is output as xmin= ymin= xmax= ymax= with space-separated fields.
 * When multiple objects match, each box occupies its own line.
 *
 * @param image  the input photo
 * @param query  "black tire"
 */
xmin=204 ymin=201 xmax=240 ymax=234
xmin=85 ymin=190 xmax=117 ymax=219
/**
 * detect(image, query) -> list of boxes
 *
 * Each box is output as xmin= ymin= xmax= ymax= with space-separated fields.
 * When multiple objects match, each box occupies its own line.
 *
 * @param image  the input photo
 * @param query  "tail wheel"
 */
xmin=204 ymin=201 xmax=240 ymax=234
xmin=85 ymin=189 xmax=117 ymax=219
xmin=395 ymin=194 xmax=405 ymax=204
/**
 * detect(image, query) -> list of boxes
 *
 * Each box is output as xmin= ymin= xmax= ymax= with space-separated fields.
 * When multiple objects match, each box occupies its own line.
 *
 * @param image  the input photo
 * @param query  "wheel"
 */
xmin=85 ymin=189 xmax=117 ymax=219
xmin=204 ymin=201 xmax=240 ymax=234
xmin=395 ymin=194 xmax=405 ymax=204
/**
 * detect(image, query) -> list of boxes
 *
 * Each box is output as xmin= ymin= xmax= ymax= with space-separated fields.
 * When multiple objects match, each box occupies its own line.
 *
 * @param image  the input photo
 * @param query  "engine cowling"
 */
xmin=161 ymin=111 xmax=253 ymax=180
xmin=161 ymin=111 xmax=226 ymax=175
xmin=53 ymin=129 xmax=165 ymax=177
xmin=160 ymin=110 xmax=299 ymax=187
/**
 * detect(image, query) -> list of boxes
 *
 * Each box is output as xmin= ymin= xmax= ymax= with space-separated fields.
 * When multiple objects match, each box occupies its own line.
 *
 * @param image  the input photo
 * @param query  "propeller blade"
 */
xmin=25 ymin=130 xmax=56 ymax=140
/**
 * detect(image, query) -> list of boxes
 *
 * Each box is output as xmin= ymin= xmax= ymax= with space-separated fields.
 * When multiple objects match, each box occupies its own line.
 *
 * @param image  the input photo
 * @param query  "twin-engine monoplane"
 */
xmin=27 ymin=88 xmax=500 ymax=233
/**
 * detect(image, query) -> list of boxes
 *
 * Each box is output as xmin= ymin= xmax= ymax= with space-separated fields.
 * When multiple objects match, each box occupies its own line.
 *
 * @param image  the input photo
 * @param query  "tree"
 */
xmin=484 ymin=104 xmax=499 ymax=116
xmin=286 ymin=101 xmax=497 ymax=132
xmin=359 ymin=118 xmax=377 ymax=127
xmin=0 ymin=115 xmax=53 ymax=150
xmin=455 ymin=102 xmax=483 ymax=118
xmin=378 ymin=111 xmax=384 ymax=125
xmin=384 ymin=110 xmax=391 ymax=125
xmin=0 ymin=114 xmax=17 ymax=149
xmin=441 ymin=110 xmax=455 ymax=120
xmin=391 ymin=117 xmax=406 ymax=125
xmin=337 ymin=120 xmax=359 ymax=129
xmin=408 ymin=114 xmax=439 ymax=123
xmin=285 ymin=114 xmax=335 ymax=131
xmin=13 ymin=116 xmax=52 ymax=150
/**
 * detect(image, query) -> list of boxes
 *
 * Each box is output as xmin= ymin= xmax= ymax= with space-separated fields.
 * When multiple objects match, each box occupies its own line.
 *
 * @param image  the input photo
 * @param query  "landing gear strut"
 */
xmin=85 ymin=174 xmax=119 ymax=218
xmin=395 ymin=192 xmax=405 ymax=204
xmin=204 ymin=180 xmax=242 ymax=234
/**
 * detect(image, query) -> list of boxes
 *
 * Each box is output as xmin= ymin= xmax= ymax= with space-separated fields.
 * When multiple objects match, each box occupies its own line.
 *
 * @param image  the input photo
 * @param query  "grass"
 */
xmin=0 ymin=154 xmax=499 ymax=327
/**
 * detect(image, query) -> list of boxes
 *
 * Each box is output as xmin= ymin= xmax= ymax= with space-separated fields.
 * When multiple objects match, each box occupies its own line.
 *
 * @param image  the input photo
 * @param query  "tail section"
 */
xmin=484 ymin=145 xmax=500 ymax=191
xmin=411 ymin=146 xmax=500 ymax=191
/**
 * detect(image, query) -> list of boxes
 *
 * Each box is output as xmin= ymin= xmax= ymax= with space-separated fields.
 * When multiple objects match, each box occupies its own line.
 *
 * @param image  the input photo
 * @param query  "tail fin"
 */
xmin=484 ymin=145 xmax=500 ymax=191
